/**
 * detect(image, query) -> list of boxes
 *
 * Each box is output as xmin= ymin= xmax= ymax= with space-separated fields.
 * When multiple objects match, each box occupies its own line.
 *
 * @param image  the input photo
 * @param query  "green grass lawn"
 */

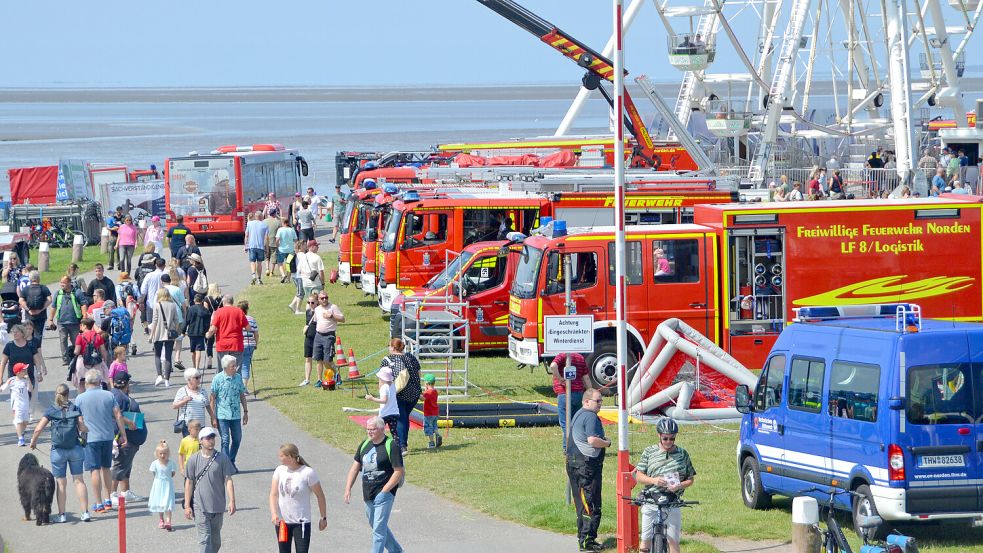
xmin=37 ymin=245 xmax=103 ymax=284
xmin=239 ymin=256 xmax=983 ymax=553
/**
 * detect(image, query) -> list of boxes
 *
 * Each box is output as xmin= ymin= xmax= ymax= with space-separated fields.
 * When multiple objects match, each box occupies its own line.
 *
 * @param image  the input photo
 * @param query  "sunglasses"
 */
xmin=319 ymin=297 xmax=328 ymax=301
xmin=660 ymin=436 xmax=676 ymax=442
xmin=308 ymin=301 xmax=316 ymax=305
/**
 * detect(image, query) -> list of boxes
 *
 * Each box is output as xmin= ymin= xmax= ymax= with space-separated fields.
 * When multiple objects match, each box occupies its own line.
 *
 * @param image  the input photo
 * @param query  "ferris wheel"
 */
xmin=554 ymin=0 xmax=982 ymax=182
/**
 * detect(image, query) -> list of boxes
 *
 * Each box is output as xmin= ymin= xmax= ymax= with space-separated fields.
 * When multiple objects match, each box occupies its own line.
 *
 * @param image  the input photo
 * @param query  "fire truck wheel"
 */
xmin=585 ymin=340 xmax=632 ymax=396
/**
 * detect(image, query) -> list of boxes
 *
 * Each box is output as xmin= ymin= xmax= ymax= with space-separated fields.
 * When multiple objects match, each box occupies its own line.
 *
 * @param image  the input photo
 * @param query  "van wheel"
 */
xmin=741 ymin=457 xmax=772 ymax=509
xmin=853 ymin=484 xmax=890 ymax=541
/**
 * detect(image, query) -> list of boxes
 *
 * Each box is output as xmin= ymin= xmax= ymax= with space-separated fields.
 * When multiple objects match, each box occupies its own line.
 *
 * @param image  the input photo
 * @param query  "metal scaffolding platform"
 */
xmin=401 ymin=294 xmax=472 ymax=400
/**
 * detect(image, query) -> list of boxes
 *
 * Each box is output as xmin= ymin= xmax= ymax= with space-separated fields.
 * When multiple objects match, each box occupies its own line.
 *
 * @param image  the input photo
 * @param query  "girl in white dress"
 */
xmin=148 ymin=440 xmax=177 ymax=531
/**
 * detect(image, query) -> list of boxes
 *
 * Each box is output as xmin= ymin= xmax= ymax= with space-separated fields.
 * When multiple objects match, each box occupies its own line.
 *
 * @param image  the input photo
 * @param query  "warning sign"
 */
xmin=543 ymin=315 xmax=594 ymax=354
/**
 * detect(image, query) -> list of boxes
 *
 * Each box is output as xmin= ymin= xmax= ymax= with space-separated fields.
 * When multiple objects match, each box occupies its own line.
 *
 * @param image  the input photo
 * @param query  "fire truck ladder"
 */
xmin=636 ymin=75 xmax=716 ymax=174
xmin=400 ymin=252 xmax=472 ymax=399
xmin=747 ymin=0 xmax=812 ymax=183
xmin=667 ymin=0 xmax=722 ymax=136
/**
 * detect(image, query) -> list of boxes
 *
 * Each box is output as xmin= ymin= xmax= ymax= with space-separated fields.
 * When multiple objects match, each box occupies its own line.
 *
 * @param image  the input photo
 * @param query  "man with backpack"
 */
xmin=187 ymin=253 xmax=208 ymax=299
xmin=104 ymin=301 xmax=134 ymax=355
xmin=19 ymin=270 xmax=51 ymax=340
xmin=109 ymin=372 xmax=148 ymax=506
xmin=343 ymin=416 xmax=405 ymax=553
xmin=177 ymin=234 xmax=202 ymax=273
xmin=49 ymin=276 xmax=88 ymax=366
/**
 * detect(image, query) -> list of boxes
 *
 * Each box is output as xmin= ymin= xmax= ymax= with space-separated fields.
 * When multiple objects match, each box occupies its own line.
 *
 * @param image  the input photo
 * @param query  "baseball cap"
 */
xmin=378 ymin=367 xmax=394 ymax=382
xmin=151 ymin=215 xmax=160 ymax=222
xmin=12 ymin=363 xmax=28 ymax=375
xmin=423 ymin=373 xmax=436 ymax=384
xmin=307 ymin=240 xmax=319 ymax=248
xmin=199 ymin=427 xmax=218 ymax=440
xmin=112 ymin=372 xmax=131 ymax=386
xmin=103 ymin=300 xmax=116 ymax=309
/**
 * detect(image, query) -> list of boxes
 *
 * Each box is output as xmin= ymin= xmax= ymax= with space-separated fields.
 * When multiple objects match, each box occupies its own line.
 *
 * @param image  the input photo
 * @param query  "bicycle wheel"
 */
xmin=652 ymin=532 xmax=669 ymax=553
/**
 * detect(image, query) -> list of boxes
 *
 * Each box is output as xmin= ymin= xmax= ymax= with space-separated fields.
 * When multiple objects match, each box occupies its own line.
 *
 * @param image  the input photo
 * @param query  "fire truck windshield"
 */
xmin=425 ymin=251 xmax=475 ymax=290
xmin=381 ymin=209 xmax=403 ymax=252
xmin=511 ymin=245 xmax=544 ymax=299
xmin=340 ymin=200 xmax=357 ymax=234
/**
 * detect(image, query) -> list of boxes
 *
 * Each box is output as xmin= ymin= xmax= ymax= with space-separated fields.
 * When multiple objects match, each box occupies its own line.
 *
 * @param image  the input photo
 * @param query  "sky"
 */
xmin=0 ymin=0 xmax=717 ymax=87
xmin=2 ymin=0 xmax=981 ymax=88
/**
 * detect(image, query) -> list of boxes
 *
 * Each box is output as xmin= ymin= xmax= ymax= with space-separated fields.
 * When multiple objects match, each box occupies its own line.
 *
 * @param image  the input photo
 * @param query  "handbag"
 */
xmin=160 ymin=303 xmax=179 ymax=340
xmin=394 ymin=363 xmax=410 ymax=393
xmin=173 ymin=388 xmax=189 ymax=434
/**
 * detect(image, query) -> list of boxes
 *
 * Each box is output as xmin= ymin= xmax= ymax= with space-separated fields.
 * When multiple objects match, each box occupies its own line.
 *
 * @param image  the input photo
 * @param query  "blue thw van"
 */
xmin=735 ymin=304 xmax=983 ymax=538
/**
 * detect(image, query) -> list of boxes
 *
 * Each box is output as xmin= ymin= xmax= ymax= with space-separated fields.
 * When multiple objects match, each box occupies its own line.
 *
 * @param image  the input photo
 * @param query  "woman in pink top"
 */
xmin=143 ymin=216 xmax=165 ymax=255
xmin=117 ymin=215 xmax=138 ymax=273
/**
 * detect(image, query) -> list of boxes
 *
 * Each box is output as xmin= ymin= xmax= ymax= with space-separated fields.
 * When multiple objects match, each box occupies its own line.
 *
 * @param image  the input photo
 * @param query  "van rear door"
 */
xmin=903 ymin=333 xmax=981 ymax=514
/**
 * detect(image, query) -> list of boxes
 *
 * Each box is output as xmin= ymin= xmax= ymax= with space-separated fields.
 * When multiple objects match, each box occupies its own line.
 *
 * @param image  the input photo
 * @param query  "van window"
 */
xmin=653 ymin=240 xmax=700 ymax=283
xmin=545 ymin=251 xmax=597 ymax=295
xmin=788 ymin=357 xmax=826 ymax=413
xmin=753 ymin=355 xmax=785 ymax=411
xmin=828 ymin=361 xmax=880 ymax=422
xmin=607 ymin=242 xmax=643 ymax=285
xmin=907 ymin=364 xmax=976 ymax=425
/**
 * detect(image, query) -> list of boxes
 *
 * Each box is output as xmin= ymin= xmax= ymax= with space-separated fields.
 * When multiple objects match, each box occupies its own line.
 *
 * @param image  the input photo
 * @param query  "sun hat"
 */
xmin=378 ymin=367 xmax=394 ymax=382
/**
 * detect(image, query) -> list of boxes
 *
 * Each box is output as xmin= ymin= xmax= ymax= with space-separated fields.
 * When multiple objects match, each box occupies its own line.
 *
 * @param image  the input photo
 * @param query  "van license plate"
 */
xmin=918 ymin=454 xmax=965 ymax=468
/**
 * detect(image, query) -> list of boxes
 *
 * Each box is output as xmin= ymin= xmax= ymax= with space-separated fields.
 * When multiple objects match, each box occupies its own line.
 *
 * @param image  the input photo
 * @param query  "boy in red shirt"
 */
xmin=422 ymin=373 xmax=441 ymax=448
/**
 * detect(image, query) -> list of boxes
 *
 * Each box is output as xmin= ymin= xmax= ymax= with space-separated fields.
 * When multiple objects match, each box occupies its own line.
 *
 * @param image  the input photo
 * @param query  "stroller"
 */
xmin=0 ymin=280 xmax=22 ymax=328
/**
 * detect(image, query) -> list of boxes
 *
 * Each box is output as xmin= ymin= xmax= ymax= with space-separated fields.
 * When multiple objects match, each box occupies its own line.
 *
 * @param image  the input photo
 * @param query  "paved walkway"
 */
xmin=0 ymin=240 xmax=574 ymax=552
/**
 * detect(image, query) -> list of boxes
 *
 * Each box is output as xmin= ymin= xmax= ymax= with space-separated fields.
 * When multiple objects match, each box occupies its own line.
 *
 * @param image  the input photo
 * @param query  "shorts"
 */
xmin=424 ymin=415 xmax=438 ymax=437
xmin=277 ymin=251 xmax=290 ymax=264
xmin=111 ymin=443 xmax=140 ymax=481
xmin=301 ymin=228 xmax=315 ymax=242
xmin=51 ymin=445 xmax=85 ymax=478
xmin=189 ymin=336 xmax=206 ymax=351
xmin=248 ymin=248 xmax=265 ymax=262
xmin=84 ymin=440 xmax=114 ymax=471
xmin=266 ymin=244 xmax=278 ymax=259
xmin=303 ymin=284 xmax=323 ymax=299
xmin=312 ymin=332 xmax=335 ymax=362
xmin=304 ymin=335 xmax=314 ymax=358
xmin=640 ymin=504 xmax=682 ymax=544
xmin=12 ymin=406 xmax=29 ymax=425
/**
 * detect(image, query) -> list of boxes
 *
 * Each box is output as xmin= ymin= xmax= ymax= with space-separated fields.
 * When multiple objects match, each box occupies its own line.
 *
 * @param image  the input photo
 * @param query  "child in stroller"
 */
xmin=0 ymin=280 xmax=22 ymax=329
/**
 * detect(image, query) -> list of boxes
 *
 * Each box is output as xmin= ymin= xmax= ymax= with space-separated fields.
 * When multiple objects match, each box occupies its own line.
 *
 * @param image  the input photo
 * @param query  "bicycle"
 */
xmin=803 ymin=487 xmax=919 ymax=553
xmin=627 ymin=489 xmax=698 ymax=553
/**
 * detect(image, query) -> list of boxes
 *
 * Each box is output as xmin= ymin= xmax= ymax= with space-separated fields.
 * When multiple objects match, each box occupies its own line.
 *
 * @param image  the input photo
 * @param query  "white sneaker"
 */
xmin=123 ymin=490 xmax=145 ymax=502
xmin=54 ymin=513 xmax=67 ymax=523
xmin=110 ymin=491 xmax=120 ymax=506
xmin=164 ymin=380 xmax=171 ymax=388
xmin=80 ymin=511 xmax=91 ymax=522
xmin=154 ymin=375 xmax=164 ymax=387
xmin=298 ymin=380 xmax=310 ymax=387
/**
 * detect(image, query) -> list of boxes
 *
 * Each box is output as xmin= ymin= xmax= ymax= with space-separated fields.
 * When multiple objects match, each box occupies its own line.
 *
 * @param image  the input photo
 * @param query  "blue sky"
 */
xmin=1 ymin=0 xmax=684 ymax=87
xmin=3 ymin=0 xmax=980 ymax=88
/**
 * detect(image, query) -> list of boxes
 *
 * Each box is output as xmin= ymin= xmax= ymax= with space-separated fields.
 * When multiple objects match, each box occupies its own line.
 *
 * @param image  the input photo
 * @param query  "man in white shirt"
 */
xmin=139 ymin=257 xmax=167 ymax=321
xmin=299 ymin=240 xmax=325 ymax=298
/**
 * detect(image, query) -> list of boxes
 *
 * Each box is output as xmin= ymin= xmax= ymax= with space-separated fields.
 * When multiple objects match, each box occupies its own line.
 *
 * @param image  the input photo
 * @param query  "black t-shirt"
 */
xmin=4 ymin=340 xmax=37 ymax=378
xmin=87 ymin=276 xmax=118 ymax=304
xmin=20 ymin=284 xmax=51 ymax=312
xmin=305 ymin=308 xmax=317 ymax=339
xmin=186 ymin=305 xmax=211 ymax=337
xmin=167 ymin=225 xmax=191 ymax=256
xmin=177 ymin=245 xmax=202 ymax=270
xmin=112 ymin=388 xmax=148 ymax=446
xmin=354 ymin=437 xmax=403 ymax=501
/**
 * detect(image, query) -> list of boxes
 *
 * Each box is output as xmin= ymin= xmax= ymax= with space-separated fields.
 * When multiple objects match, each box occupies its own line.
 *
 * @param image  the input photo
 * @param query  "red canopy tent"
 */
xmin=8 ymin=166 xmax=58 ymax=204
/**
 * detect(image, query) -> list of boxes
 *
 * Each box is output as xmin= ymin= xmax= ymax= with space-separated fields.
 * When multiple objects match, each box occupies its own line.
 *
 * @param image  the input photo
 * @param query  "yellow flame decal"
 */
xmin=793 ymin=275 xmax=976 ymax=306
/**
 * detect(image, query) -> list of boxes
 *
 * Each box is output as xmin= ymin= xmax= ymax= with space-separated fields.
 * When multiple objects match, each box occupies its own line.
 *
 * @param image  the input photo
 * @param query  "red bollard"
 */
xmin=118 ymin=495 xmax=127 ymax=553
xmin=616 ymin=451 xmax=639 ymax=553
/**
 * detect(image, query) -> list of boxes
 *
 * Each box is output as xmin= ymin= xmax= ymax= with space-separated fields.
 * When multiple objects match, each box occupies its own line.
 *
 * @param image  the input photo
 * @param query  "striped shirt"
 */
xmin=243 ymin=316 xmax=258 ymax=348
xmin=174 ymin=385 xmax=210 ymax=426
xmin=636 ymin=444 xmax=696 ymax=497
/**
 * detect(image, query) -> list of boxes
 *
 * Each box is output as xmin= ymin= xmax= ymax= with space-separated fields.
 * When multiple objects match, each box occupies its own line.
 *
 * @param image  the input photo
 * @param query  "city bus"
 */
xmin=165 ymin=144 xmax=308 ymax=237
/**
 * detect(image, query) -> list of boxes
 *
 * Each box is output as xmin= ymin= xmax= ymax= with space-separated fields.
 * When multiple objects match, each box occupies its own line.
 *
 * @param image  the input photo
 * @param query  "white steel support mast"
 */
xmin=884 ymin=0 xmax=917 ymax=184
xmin=925 ymin=0 xmax=968 ymax=126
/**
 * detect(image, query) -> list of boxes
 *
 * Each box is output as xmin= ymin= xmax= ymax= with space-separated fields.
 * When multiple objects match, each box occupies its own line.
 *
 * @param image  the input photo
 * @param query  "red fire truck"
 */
xmin=165 ymin=144 xmax=307 ymax=237
xmin=507 ymin=197 xmax=983 ymax=388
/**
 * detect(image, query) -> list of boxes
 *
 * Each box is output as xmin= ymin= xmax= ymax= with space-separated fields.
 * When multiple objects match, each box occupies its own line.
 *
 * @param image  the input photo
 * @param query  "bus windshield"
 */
xmin=168 ymin=158 xmax=237 ymax=217
xmin=511 ymin=245 xmax=544 ymax=299
xmin=381 ymin=209 xmax=403 ymax=252
xmin=425 ymin=251 xmax=475 ymax=290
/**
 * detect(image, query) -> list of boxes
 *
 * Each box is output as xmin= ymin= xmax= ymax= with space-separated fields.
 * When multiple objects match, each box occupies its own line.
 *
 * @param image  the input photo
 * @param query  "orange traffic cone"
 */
xmin=334 ymin=342 xmax=348 ymax=370
xmin=347 ymin=349 xmax=361 ymax=380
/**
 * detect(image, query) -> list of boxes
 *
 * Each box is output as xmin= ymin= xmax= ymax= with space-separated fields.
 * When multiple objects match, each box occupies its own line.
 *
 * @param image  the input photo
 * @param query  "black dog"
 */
xmin=17 ymin=453 xmax=55 ymax=525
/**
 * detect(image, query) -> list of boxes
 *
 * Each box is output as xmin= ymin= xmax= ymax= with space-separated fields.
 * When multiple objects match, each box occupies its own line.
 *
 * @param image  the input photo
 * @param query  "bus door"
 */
xmin=460 ymin=250 xmax=512 ymax=347
xmin=540 ymin=246 xmax=606 ymax=321
xmin=397 ymin=210 xmax=450 ymax=289
xmin=646 ymin=234 xmax=716 ymax=338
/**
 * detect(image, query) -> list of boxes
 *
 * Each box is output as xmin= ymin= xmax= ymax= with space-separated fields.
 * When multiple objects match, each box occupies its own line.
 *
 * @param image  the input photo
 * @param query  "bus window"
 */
xmin=828 ymin=361 xmax=880 ymax=422
xmin=653 ymin=240 xmax=700 ymax=283
xmin=242 ymin=164 xmax=269 ymax=206
xmin=788 ymin=357 xmax=826 ymax=413
xmin=545 ymin=251 xmax=597 ymax=295
xmin=607 ymin=241 xmax=643 ymax=285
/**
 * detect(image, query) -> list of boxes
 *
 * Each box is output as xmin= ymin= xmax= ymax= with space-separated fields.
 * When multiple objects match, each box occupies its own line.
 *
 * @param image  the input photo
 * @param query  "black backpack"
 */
xmin=50 ymin=405 xmax=82 ymax=450
xmin=81 ymin=333 xmax=102 ymax=366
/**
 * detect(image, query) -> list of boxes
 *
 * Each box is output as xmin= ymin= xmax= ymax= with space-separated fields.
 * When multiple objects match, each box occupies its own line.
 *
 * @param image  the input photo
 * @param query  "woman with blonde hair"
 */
xmin=28 ymin=383 xmax=90 ymax=523
xmin=204 ymin=282 xmax=222 ymax=371
xmin=149 ymin=288 xmax=179 ymax=387
xmin=269 ymin=443 xmax=327 ymax=553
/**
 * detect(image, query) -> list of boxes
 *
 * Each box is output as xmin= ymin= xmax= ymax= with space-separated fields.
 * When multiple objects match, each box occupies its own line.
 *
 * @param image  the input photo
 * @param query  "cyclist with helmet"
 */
xmin=633 ymin=417 xmax=696 ymax=553
xmin=566 ymin=388 xmax=610 ymax=552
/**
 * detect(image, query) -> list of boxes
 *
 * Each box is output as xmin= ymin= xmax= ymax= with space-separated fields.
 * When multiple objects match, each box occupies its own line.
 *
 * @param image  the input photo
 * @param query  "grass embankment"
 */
xmin=241 ymin=258 xmax=983 ymax=553
xmin=37 ymin=245 xmax=103 ymax=284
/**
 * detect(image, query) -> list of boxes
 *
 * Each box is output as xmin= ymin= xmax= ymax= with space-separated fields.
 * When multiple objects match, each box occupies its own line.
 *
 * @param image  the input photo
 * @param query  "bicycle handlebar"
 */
xmin=623 ymin=495 xmax=699 ymax=508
